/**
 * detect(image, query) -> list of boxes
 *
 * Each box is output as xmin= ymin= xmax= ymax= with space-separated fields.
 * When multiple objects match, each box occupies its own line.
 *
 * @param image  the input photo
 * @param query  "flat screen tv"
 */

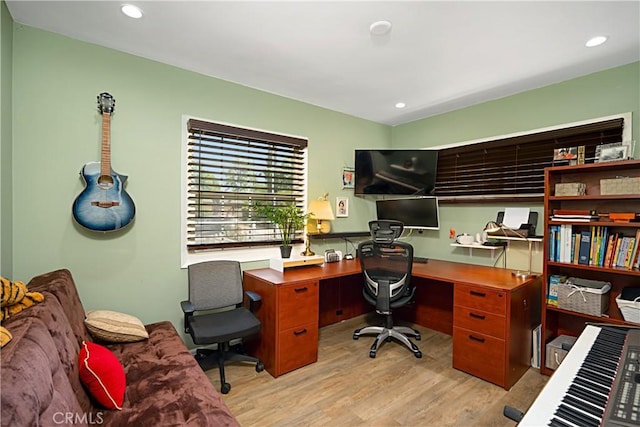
xmin=355 ymin=149 xmax=438 ymax=195
xmin=376 ymin=197 xmax=440 ymax=230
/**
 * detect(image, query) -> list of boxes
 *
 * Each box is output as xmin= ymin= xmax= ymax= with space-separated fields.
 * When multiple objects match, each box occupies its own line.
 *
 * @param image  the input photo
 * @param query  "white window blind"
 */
xmin=186 ymin=119 xmax=307 ymax=251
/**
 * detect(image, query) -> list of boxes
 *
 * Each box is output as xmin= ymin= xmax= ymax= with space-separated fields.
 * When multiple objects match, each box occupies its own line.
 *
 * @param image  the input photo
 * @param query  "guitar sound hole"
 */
xmin=97 ymin=175 xmax=114 ymax=189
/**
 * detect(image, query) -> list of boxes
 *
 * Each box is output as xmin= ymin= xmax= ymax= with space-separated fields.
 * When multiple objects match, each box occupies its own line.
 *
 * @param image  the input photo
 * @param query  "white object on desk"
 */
xmin=269 ymin=255 xmax=324 ymax=272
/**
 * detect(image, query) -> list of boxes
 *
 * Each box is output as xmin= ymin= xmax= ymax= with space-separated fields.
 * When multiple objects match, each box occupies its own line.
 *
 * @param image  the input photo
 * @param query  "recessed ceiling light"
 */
xmin=585 ymin=36 xmax=608 ymax=47
xmin=370 ymin=20 xmax=392 ymax=36
xmin=395 ymin=102 xmax=406 ymax=109
xmin=121 ymin=4 xmax=143 ymax=19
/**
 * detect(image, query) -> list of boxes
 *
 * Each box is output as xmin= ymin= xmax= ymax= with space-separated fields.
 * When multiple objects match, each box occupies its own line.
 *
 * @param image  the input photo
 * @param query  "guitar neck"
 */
xmin=100 ymin=112 xmax=112 ymax=176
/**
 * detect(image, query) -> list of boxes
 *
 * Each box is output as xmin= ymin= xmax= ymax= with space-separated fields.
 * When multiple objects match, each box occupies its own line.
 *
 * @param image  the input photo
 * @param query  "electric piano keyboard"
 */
xmin=520 ymin=325 xmax=640 ymax=427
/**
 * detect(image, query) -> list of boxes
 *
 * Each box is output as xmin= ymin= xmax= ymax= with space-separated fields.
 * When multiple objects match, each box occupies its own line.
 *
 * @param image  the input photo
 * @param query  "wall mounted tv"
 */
xmin=376 ymin=197 xmax=440 ymax=230
xmin=354 ymin=149 xmax=438 ymax=195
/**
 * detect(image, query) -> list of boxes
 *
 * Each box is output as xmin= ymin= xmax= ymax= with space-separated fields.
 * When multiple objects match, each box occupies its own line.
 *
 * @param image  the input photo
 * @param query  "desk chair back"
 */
xmin=188 ymin=260 xmax=243 ymax=311
xmin=358 ymin=241 xmax=414 ymax=314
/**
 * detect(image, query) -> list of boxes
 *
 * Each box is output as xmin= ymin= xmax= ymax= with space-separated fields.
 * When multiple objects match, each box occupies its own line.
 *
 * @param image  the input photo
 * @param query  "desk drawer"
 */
xmin=278 ymin=321 xmax=318 ymax=375
xmin=453 ymin=305 xmax=505 ymax=339
xmin=278 ymin=281 xmax=319 ymax=331
xmin=455 ymin=283 xmax=506 ymax=315
xmin=453 ymin=326 xmax=505 ymax=387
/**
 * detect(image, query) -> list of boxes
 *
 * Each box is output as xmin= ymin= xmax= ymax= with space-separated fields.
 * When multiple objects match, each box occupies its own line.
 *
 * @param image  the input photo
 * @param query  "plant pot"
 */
xmin=280 ymin=245 xmax=293 ymax=259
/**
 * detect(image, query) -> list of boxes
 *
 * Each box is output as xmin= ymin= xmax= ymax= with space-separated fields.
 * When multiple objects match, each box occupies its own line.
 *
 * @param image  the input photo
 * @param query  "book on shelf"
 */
xmin=550 ymin=209 xmax=599 ymax=222
xmin=531 ymin=324 xmax=541 ymax=369
xmin=553 ymin=209 xmax=595 ymax=216
xmin=603 ymin=233 xmax=617 ymax=268
xmin=578 ymin=230 xmax=591 ymax=265
xmin=550 ymin=216 xmax=599 ymax=222
xmin=547 ymin=275 xmax=566 ymax=306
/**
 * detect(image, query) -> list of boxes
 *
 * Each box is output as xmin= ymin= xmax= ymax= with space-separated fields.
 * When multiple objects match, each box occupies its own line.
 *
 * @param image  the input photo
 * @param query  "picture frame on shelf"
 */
xmin=595 ymin=141 xmax=634 ymax=163
xmin=598 ymin=145 xmax=628 ymax=163
xmin=336 ymin=197 xmax=349 ymax=217
xmin=552 ymin=146 xmax=578 ymax=165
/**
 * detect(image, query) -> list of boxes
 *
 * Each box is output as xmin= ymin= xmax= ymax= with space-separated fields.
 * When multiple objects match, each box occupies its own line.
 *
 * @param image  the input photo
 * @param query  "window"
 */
xmin=183 ymin=118 xmax=307 ymax=260
xmin=435 ymin=116 xmax=627 ymax=202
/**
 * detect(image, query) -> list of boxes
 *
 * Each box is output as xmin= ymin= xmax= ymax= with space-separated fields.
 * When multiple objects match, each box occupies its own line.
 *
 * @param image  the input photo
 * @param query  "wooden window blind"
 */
xmin=186 ymin=119 xmax=308 ymax=251
xmin=435 ymin=118 xmax=625 ymax=202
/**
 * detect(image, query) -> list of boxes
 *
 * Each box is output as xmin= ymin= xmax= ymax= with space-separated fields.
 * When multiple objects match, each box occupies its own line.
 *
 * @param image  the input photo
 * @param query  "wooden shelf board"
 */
xmin=549 ymin=194 xmax=640 ymax=200
xmin=546 ymin=261 xmax=640 ymax=276
xmin=545 ymin=305 xmax=631 ymax=326
xmin=549 ymin=220 xmax=640 ymax=228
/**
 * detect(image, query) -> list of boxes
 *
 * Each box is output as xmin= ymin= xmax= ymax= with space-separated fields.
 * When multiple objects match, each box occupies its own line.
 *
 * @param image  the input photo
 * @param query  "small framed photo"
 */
xmin=342 ymin=167 xmax=354 ymax=189
xmin=599 ymin=145 xmax=628 ymax=163
xmin=595 ymin=141 xmax=633 ymax=163
xmin=336 ymin=197 xmax=349 ymax=217
xmin=553 ymin=146 xmax=578 ymax=165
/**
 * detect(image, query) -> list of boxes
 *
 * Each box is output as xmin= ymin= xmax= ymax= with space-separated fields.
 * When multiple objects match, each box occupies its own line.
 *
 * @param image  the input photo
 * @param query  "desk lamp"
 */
xmin=484 ymin=221 xmax=536 ymax=279
xmin=301 ymin=194 xmax=335 ymax=256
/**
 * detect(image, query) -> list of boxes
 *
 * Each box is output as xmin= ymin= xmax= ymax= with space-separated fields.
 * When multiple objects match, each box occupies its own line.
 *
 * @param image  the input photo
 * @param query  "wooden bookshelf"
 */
xmin=540 ymin=159 xmax=640 ymax=376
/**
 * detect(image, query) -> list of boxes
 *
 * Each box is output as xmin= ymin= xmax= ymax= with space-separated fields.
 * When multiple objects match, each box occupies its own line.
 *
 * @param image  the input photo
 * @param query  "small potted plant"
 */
xmin=252 ymin=202 xmax=310 ymax=258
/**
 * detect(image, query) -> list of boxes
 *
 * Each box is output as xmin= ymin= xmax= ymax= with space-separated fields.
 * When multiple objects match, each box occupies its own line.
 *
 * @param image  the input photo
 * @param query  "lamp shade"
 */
xmin=484 ymin=221 xmax=501 ymax=233
xmin=307 ymin=200 xmax=335 ymax=221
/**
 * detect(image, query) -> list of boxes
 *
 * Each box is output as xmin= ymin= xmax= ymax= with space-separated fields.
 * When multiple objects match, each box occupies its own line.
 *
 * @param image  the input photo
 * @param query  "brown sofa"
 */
xmin=0 ymin=269 xmax=239 ymax=426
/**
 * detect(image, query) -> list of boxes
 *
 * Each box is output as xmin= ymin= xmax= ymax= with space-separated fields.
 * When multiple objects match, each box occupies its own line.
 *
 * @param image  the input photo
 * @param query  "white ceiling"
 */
xmin=6 ymin=1 xmax=640 ymax=126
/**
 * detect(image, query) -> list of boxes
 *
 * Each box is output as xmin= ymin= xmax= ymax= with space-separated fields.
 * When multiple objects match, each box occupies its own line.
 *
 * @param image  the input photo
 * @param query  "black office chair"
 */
xmin=353 ymin=220 xmax=422 ymax=358
xmin=181 ymin=260 xmax=264 ymax=394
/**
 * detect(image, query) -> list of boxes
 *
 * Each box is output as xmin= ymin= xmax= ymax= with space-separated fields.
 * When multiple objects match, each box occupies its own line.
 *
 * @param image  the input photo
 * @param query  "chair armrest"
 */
xmin=245 ymin=291 xmax=261 ymax=303
xmin=180 ymin=300 xmax=195 ymax=314
xmin=180 ymin=300 xmax=195 ymax=334
xmin=244 ymin=291 xmax=262 ymax=312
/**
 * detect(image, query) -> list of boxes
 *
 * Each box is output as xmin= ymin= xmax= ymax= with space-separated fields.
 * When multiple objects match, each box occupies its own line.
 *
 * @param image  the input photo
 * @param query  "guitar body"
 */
xmin=72 ymin=162 xmax=135 ymax=232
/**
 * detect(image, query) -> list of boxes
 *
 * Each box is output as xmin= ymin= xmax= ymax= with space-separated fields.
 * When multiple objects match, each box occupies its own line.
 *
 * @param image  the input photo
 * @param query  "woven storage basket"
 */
xmin=557 ymin=278 xmax=611 ymax=317
xmin=616 ymin=288 xmax=640 ymax=324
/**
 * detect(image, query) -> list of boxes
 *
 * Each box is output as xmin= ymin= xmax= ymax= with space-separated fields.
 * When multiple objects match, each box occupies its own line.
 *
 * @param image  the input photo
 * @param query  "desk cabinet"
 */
xmin=243 ymin=273 xmax=319 ymax=377
xmin=244 ymin=260 xmax=540 ymax=389
xmin=319 ymin=274 xmax=368 ymax=327
xmin=452 ymin=281 xmax=539 ymax=390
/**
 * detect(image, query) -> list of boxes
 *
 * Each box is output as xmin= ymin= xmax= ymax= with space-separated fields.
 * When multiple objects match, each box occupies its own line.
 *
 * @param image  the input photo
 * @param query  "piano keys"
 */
xmin=519 ymin=324 xmax=639 ymax=427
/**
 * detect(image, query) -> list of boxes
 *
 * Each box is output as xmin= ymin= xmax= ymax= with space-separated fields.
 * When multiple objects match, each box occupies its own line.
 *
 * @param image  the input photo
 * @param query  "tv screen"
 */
xmin=376 ymin=197 xmax=440 ymax=230
xmin=355 ymin=149 xmax=438 ymax=195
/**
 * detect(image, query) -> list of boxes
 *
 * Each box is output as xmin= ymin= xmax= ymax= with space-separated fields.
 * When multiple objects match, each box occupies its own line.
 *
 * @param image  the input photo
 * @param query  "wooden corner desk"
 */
xmin=243 ymin=258 xmax=541 ymax=390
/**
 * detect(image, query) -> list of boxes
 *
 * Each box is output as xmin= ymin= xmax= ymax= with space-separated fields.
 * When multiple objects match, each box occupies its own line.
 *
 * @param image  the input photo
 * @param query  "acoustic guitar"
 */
xmin=72 ymin=93 xmax=135 ymax=231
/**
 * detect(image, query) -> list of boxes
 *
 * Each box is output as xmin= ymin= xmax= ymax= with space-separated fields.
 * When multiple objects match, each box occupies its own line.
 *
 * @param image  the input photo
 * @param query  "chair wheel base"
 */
xmin=256 ymin=361 xmax=264 ymax=372
xmin=221 ymin=382 xmax=231 ymax=394
xmin=369 ymin=350 xmax=376 ymax=358
xmin=414 ymin=351 xmax=422 ymax=358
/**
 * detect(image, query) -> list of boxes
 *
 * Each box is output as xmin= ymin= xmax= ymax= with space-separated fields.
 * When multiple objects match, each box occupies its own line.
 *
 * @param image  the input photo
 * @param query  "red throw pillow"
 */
xmin=78 ymin=341 xmax=125 ymax=410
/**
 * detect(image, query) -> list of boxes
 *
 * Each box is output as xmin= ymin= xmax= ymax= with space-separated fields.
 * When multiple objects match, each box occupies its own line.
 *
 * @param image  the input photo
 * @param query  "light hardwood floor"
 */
xmin=212 ymin=315 xmax=548 ymax=426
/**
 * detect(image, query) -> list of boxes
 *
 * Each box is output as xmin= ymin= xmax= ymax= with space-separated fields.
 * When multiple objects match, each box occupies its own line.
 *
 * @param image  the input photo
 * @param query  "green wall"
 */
xmin=390 ymin=62 xmax=639 ymax=270
xmin=0 ymin=1 xmax=13 ymax=277
xmin=7 ymin=20 xmax=639 ymax=338
xmin=10 ymin=25 xmax=388 ymax=332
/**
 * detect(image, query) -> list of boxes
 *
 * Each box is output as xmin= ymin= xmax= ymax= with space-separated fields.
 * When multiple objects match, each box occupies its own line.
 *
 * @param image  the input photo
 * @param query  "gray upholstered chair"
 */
xmin=353 ymin=220 xmax=422 ymax=358
xmin=181 ymin=260 xmax=263 ymax=394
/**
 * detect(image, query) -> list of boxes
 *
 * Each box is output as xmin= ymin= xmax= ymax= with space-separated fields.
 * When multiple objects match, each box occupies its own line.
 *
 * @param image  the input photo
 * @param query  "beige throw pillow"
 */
xmin=85 ymin=310 xmax=149 ymax=343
